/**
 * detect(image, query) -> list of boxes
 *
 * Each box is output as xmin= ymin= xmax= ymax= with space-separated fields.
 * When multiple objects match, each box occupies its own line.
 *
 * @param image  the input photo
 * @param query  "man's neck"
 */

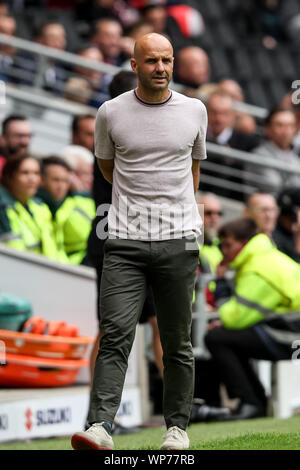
xmin=135 ymin=86 xmax=171 ymax=103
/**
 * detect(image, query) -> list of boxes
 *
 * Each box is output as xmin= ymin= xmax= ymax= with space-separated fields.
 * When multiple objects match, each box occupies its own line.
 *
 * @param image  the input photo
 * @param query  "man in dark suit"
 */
xmin=202 ymin=90 xmax=260 ymax=200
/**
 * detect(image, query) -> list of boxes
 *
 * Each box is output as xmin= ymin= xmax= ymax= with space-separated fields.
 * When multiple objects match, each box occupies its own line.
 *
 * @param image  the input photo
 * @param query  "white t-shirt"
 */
xmin=95 ymin=89 xmax=207 ymax=240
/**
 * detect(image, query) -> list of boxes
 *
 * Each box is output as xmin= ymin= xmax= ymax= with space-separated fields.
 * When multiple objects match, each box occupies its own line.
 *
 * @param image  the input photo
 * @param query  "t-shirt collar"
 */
xmin=134 ymin=89 xmax=172 ymax=106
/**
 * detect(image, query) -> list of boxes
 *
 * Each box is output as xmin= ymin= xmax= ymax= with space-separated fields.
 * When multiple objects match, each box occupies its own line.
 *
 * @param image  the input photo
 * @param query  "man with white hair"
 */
xmin=59 ymin=144 xmax=94 ymax=194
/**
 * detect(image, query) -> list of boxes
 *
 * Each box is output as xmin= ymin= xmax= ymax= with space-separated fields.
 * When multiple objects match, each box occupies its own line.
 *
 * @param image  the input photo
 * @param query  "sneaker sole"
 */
xmin=71 ymin=433 xmax=114 ymax=451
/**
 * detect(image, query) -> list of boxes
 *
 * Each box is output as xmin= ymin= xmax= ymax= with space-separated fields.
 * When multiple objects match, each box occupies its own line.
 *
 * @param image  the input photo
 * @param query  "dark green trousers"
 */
xmin=88 ymin=237 xmax=199 ymax=430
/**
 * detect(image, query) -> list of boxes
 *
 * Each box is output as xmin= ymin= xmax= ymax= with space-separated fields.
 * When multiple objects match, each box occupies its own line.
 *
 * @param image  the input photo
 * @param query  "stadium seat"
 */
xmin=268 ymin=79 xmax=289 ymax=107
xmin=230 ymin=49 xmax=254 ymax=82
xmin=272 ymin=46 xmax=297 ymax=81
xmin=209 ymin=49 xmax=232 ymax=81
xmin=251 ymin=49 xmax=275 ymax=82
xmin=215 ymin=22 xmax=237 ymax=51
xmin=196 ymin=0 xmax=223 ymax=23
xmin=244 ymin=80 xmax=271 ymax=109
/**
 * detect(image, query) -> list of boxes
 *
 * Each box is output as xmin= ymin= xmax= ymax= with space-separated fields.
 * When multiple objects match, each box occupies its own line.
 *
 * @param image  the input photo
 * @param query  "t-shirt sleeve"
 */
xmin=191 ymin=102 xmax=208 ymax=161
xmin=94 ymin=102 xmax=115 ymax=160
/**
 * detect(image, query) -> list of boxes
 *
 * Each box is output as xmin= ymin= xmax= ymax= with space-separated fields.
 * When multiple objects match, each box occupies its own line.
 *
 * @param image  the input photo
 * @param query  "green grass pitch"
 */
xmin=1 ymin=415 xmax=300 ymax=450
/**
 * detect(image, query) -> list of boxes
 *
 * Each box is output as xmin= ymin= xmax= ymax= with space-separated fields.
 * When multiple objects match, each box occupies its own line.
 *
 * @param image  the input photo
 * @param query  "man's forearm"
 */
xmin=97 ymin=159 xmax=114 ymax=184
xmin=101 ymin=169 xmax=113 ymax=184
xmin=192 ymin=160 xmax=200 ymax=193
xmin=193 ymin=168 xmax=200 ymax=193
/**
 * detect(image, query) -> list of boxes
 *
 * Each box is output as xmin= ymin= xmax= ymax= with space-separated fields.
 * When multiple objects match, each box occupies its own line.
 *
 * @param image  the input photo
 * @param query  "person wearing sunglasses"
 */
xmin=197 ymin=192 xmax=223 ymax=274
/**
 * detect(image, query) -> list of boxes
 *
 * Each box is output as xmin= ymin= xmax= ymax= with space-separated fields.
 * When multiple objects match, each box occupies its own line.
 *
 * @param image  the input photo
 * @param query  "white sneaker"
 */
xmin=160 ymin=426 xmax=190 ymax=450
xmin=71 ymin=422 xmax=114 ymax=450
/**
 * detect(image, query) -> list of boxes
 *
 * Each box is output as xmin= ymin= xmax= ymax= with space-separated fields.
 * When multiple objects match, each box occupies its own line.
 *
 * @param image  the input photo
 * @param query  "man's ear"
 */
xmin=130 ymin=58 xmax=137 ymax=74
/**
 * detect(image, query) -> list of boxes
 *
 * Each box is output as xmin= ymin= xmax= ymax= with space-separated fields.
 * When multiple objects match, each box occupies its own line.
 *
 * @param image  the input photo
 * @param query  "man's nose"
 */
xmin=155 ymin=60 xmax=164 ymax=72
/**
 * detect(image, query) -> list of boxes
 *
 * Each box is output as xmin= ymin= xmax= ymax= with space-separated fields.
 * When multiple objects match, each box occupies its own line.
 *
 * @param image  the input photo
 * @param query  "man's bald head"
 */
xmin=133 ymin=33 xmax=173 ymax=61
xmin=176 ymin=46 xmax=210 ymax=87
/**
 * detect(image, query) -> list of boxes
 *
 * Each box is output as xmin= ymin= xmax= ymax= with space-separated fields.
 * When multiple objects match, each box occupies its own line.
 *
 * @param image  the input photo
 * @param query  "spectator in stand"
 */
xmin=59 ymin=144 xmax=94 ymax=195
xmin=244 ymin=192 xmax=279 ymax=239
xmin=0 ymin=155 xmax=61 ymax=260
xmin=196 ymin=192 xmax=223 ymax=273
xmin=140 ymin=2 xmax=186 ymax=52
xmin=38 ymin=156 xmax=95 ymax=265
xmin=0 ymin=15 xmax=17 ymax=83
xmin=218 ymin=79 xmax=257 ymax=135
xmin=64 ymin=77 xmax=94 ymax=106
xmin=90 ymin=17 xmax=125 ymax=95
xmin=272 ymin=187 xmax=300 ymax=263
xmin=246 ymin=107 xmax=300 ymax=194
xmin=91 ymin=18 xmax=124 ymax=65
xmin=73 ymin=45 xmax=109 ymax=106
xmin=280 ymin=95 xmax=300 ymax=155
xmin=174 ymin=46 xmax=210 ymax=89
xmin=218 ymin=79 xmax=244 ymax=103
xmin=234 ymin=114 xmax=257 ymax=135
xmin=71 ymin=114 xmax=95 ymax=155
xmin=0 ymin=115 xmax=32 ymax=166
xmin=74 ymin=45 xmax=104 ymax=86
xmin=204 ymin=217 xmax=300 ymax=421
xmin=203 ymin=91 xmax=260 ymax=200
xmin=207 ymin=91 xmax=260 ymax=150
xmin=16 ymin=20 xmax=68 ymax=94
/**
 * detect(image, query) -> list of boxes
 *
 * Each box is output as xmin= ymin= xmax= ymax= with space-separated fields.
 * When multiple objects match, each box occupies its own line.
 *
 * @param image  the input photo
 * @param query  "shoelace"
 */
xmin=87 ymin=422 xmax=107 ymax=437
xmin=165 ymin=426 xmax=185 ymax=439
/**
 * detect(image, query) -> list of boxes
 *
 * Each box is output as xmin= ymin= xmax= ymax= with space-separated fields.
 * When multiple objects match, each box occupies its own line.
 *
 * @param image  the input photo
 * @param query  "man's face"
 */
xmin=75 ymin=160 xmax=93 ymax=192
xmin=131 ymin=39 xmax=173 ymax=93
xmin=246 ymin=194 xmax=278 ymax=234
xmin=265 ymin=111 xmax=297 ymax=150
xmin=9 ymin=157 xmax=41 ymax=201
xmin=0 ymin=16 xmax=16 ymax=55
xmin=200 ymin=196 xmax=222 ymax=238
xmin=41 ymin=164 xmax=71 ymax=202
xmin=72 ymin=118 xmax=95 ymax=153
xmin=220 ymin=236 xmax=245 ymax=264
xmin=40 ymin=24 xmax=66 ymax=50
xmin=2 ymin=120 xmax=32 ymax=157
xmin=208 ymin=95 xmax=235 ymax=136
xmin=218 ymin=79 xmax=244 ymax=102
xmin=76 ymin=48 xmax=104 ymax=87
xmin=94 ymin=21 xmax=122 ymax=60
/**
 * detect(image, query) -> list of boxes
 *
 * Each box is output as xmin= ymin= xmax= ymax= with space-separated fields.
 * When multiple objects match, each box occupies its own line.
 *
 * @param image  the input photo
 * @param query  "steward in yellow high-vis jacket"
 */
xmin=199 ymin=237 xmax=223 ymax=274
xmin=38 ymin=156 xmax=95 ymax=265
xmin=0 ymin=155 xmax=63 ymax=261
xmin=204 ymin=218 xmax=300 ymax=421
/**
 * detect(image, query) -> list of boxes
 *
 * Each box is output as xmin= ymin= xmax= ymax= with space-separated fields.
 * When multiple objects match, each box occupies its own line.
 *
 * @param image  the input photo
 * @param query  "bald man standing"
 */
xmin=71 ymin=33 xmax=208 ymax=451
